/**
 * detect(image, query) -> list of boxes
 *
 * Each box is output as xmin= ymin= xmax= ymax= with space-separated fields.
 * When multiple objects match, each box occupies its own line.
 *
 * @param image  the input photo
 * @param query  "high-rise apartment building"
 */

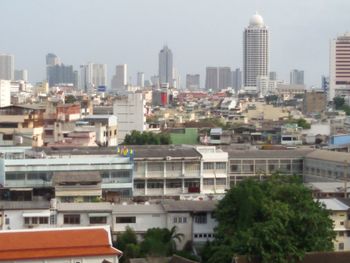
xmin=243 ymin=13 xmax=269 ymax=88
xmin=329 ymin=33 xmax=350 ymax=100
xmin=0 ymin=54 xmax=14 ymax=80
xmin=47 ymin=64 xmax=77 ymax=87
xmin=205 ymin=67 xmax=232 ymax=91
xmin=186 ymin=74 xmax=200 ymax=90
xmin=269 ymin=71 xmax=277 ymax=81
xmin=14 ymin=69 xmax=28 ymax=82
xmin=137 ymin=72 xmax=145 ymax=88
xmin=290 ymin=69 xmax=304 ymax=85
xmin=232 ymin=68 xmax=242 ymax=92
xmin=219 ymin=67 xmax=232 ymax=90
xmin=46 ymin=53 xmax=61 ymax=66
xmin=159 ymin=45 xmax=173 ymax=86
xmin=80 ymin=63 xmax=107 ymax=93
xmin=111 ymin=64 xmax=127 ymax=94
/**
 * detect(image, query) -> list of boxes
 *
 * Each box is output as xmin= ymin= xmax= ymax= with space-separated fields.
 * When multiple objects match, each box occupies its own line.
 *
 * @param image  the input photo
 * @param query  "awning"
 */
xmin=88 ymin=213 xmax=109 ymax=217
xmin=22 ymin=211 xmax=50 ymax=217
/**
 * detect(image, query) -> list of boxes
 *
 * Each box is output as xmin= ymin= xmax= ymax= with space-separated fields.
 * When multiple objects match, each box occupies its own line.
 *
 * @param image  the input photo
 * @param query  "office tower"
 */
xmin=321 ymin=75 xmax=329 ymax=94
xmin=14 ymin=69 xmax=28 ymax=82
xmin=218 ymin=67 xmax=232 ymax=90
xmin=232 ymin=68 xmax=242 ymax=92
xmin=137 ymin=72 xmax=145 ymax=88
xmin=150 ymin=75 xmax=160 ymax=89
xmin=0 ymin=54 xmax=14 ymax=80
xmin=186 ymin=74 xmax=200 ymax=90
xmin=205 ymin=67 xmax=218 ymax=90
xmin=0 ymin=80 xmax=11 ymax=107
xmin=159 ymin=45 xmax=173 ymax=86
xmin=290 ymin=69 xmax=304 ymax=85
xmin=329 ymin=33 xmax=350 ymax=100
xmin=243 ymin=12 xmax=269 ymax=87
xmin=111 ymin=64 xmax=127 ymax=93
xmin=47 ymin=64 xmax=76 ymax=87
xmin=46 ymin=53 xmax=60 ymax=66
xmin=269 ymin=71 xmax=277 ymax=81
xmin=80 ymin=63 xmax=107 ymax=93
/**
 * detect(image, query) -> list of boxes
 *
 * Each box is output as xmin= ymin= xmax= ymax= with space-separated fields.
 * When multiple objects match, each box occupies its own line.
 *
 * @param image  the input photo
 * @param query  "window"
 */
xmin=203 ymin=162 xmax=214 ymax=170
xmin=203 ymin=179 xmax=214 ymax=186
xmin=89 ymin=217 xmax=107 ymax=224
xmin=173 ymin=216 xmax=187 ymax=224
xmin=216 ymin=162 xmax=226 ymax=170
xmin=147 ymin=181 xmax=163 ymax=189
xmin=173 ymin=217 xmax=177 ymax=223
xmin=194 ymin=234 xmax=198 ymax=238
xmin=339 ymin=242 xmax=344 ymax=250
xmin=64 ymin=214 xmax=80 ymax=224
xmin=6 ymin=173 xmax=25 ymax=180
xmin=216 ymin=178 xmax=226 ymax=186
xmin=148 ymin=162 xmax=163 ymax=171
xmin=339 ymin=231 xmax=344 ymax=237
xmin=340 ymin=221 xmax=344 ymax=225
xmin=230 ymin=165 xmax=239 ymax=172
xmin=116 ymin=217 xmax=136 ymax=223
xmin=194 ymin=213 xmax=207 ymax=224
xmin=111 ymin=170 xmax=130 ymax=178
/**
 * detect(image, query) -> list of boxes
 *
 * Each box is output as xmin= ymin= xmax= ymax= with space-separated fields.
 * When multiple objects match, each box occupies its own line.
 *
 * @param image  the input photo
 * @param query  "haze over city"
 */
xmin=1 ymin=0 xmax=349 ymax=87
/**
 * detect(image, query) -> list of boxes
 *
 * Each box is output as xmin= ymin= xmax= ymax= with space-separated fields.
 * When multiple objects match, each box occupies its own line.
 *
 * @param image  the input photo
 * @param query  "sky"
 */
xmin=0 ymin=0 xmax=349 ymax=88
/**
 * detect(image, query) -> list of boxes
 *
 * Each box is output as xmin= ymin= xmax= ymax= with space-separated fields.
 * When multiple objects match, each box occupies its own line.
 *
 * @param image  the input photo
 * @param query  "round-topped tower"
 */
xmin=249 ymin=12 xmax=264 ymax=27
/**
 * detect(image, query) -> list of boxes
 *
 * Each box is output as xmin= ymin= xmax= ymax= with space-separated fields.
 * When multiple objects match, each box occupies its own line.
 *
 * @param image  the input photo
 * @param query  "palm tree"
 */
xmin=167 ymin=226 xmax=184 ymax=252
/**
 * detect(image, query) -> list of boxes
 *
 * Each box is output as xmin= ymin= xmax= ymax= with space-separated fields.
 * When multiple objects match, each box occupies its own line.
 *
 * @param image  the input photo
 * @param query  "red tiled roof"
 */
xmin=0 ymin=228 xmax=121 ymax=261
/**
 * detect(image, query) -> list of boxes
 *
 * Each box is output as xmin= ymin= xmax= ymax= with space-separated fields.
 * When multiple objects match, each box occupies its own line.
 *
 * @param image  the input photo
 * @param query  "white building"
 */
xmin=257 ymin=75 xmax=277 ymax=97
xmin=243 ymin=13 xmax=269 ymax=88
xmin=80 ymin=63 xmax=107 ymax=93
xmin=159 ymin=45 xmax=173 ymax=86
xmin=0 ymin=80 xmax=11 ymax=107
xmin=14 ymin=69 xmax=28 ymax=82
xmin=111 ymin=64 xmax=128 ymax=94
xmin=0 ymin=54 xmax=14 ymax=80
xmin=329 ymin=33 xmax=350 ymax=100
xmin=113 ymin=92 xmax=146 ymax=142
xmin=137 ymin=72 xmax=145 ymax=88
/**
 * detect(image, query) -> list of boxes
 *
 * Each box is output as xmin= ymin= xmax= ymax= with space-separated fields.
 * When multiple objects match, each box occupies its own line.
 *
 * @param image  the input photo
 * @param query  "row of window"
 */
xmin=134 ymin=180 xmax=200 ymax=189
xmin=173 ymin=216 xmax=187 ymax=224
xmin=24 ymin=217 xmax=49 ymax=225
xmin=194 ymin=233 xmax=214 ymax=239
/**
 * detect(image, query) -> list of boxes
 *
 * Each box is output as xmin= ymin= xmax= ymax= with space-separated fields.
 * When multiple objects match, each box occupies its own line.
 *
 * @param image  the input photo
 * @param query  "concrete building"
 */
xmin=303 ymin=90 xmax=327 ymax=115
xmin=243 ymin=13 xmax=269 ymax=88
xmin=111 ymin=64 xmax=127 ymax=94
xmin=276 ymin=83 xmax=306 ymax=100
xmin=47 ymin=64 xmax=77 ymax=87
xmin=0 ymin=80 xmax=11 ymax=107
xmin=14 ymin=69 xmax=28 ymax=82
xmin=205 ymin=67 xmax=218 ymax=90
xmin=80 ymin=63 xmax=107 ymax=93
xmin=269 ymin=71 xmax=277 ymax=81
xmin=329 ymin=33 xmax=350 ymax=100
xmin=113 ymin=92 xmax=146 ymax=142
xmin=0 ymin=54 xmax=14 ymax=80
xmin=137 ymin=72 xmax=145 ymax=88
xmin=159 ymin=45 xmax=173 ymax=86
xmin=186 ymin=74 xmax=200 ymax=90
xmin=290 ymin=69 xmax=304 ymax=85
xmin=46 ymin=53 xmax=60 ymax=67
xmin=232 ymin=68 xmax=242 ymax=93
xmin=218 ymin=67 xmax=232 ymax=90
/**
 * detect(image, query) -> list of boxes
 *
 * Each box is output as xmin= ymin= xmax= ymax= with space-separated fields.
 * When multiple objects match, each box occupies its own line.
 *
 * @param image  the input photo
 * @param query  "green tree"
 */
xmin=123 ymin=131 xmax=172 ymax=145
xmin=333 ymin=96 xmax=345 ymax=110
xmin=288 ymin=118 xmax=311 ymax=129
xmin=115 ymin=226 xmax=140 ymax=263
xmin=65 ymin=95 xmax=77 ymax=104
xmin=204 ymin=176 xmax=335 ymax=263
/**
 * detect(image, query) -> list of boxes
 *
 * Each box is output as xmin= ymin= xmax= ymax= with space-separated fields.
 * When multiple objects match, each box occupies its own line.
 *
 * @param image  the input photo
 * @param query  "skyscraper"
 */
xmin=111 ymin=64 xmax=127 ymax=93
xmin=80 ymin=63 xmax=107 ymax=93
xmin=329 ymin=33 xmax=350 ymax=100
xmin=290 ymin=69 xmax=304 ymax=85
xmin=0 ymin=54 xmax=14 ymax=80
xmin=269 ymin=71 xmax=277 ymax=81
xmin=232 ymin=68 xmax=242 ymax=92
xmin=14 ymin=69 xmax=28 ymax=82
xmin=159 ymin=45 xmax=173 ymax=86
xmin=137 ymin=72 xmax=145 ymax=88
xmin=186 ymin=74 xmax=200 ymax=90
xmin=205 ymin=67 xmax=218 ymax=90
xmin=243 ymin=13 xmax=269 ymax=88
xmin=46 ymin=53 xmax=60 ymax=66
xmin=47 ymin=64 xmax=76 ymax=87
xmin=218 ymin=67 xmax=232 ymax=90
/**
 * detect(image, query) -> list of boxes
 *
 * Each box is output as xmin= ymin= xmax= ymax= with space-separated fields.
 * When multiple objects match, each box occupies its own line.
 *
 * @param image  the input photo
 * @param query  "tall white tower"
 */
xmin=111 ymin=64 xmax=128 ymax=93
xmin=159 ymin=45 xmax=173 ymax=86
xmin=243 ymin=13 xmax=269 ymax=88
xmin=80 ymin=63 xmax=107 ymax=93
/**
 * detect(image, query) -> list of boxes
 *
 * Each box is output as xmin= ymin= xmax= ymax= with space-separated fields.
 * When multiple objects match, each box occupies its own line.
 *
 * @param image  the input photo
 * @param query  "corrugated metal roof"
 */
xmin=305 ymin=150 xmax=350 ymax=163
xmin=318 ymin=198 xmax=350 ymax=211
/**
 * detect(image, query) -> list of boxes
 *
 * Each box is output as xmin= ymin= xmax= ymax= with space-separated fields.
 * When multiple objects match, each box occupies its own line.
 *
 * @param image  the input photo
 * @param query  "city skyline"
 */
xmin=0 ymin=0 xmax=349 ymax=88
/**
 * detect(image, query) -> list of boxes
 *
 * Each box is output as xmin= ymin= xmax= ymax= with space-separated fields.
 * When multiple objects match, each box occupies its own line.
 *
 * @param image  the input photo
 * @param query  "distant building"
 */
xmin=0 ymin=80 xmax=11 ymax=107
xmin=113 ymin=92 xmax=146 ymax=142
xmin=290 ymin=69 xmax=304 ymax=85
xmin=80 ymin=63 xmax=107 ymax=93
xmin=0 ymin=54 xmax=14 ymax=80
xmin=14 ymin=69 xmax=28 ymax=82
xmin=111 ymin=64 xmax=127 ymax=94
xmin=186 ymin=74 xmax=200 ymax=90
xmin=47 ymin=64 xmax=77 ymax=87
xmin=303 ymin=90 xmax=327 ymax=115
xmin=257 ymin=75 xmax=277 ymax=97
xmin=269 ymin=71 xmax=277 ymax=81
xmin=46 ymin=53 xmax=60 ymax=66
xmin=322 ymin=75 xmax=329 ymax=95
xmin=205 ymin=67 xmax=218 ymax=90
xmin=218 ymin=67 xmax=232 ymax=90
xmin=159 ymin=45 xmax=173 ymax=86
xmin=232 ymin=68 xmax=242 ymax=92
xmin=329 ymin=32 xmax=350 ymax=100
xmin=243 ymin=13 xmax=269 ymax=87
xmin=137 ymin=72 xmax=145 ymax=88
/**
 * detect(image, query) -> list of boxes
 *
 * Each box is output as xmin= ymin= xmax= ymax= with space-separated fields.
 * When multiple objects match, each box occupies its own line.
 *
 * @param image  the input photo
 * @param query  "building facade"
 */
xmin=80 ymin=63 xmax=107 ymax=93
xmin=290 ymin=69 xmax=304 ymax=85
xmin=0 ymin=54 xmax=14 ymax=80
xmin=159 ymin=45 xmax=173 ymax=86
xmin=243 ymin=13 xmax=269 ymax=88
xmin=186 ymin=74 xmax=200 ymax=90
xmin=111 ymin=64 xmax=128 ymax=94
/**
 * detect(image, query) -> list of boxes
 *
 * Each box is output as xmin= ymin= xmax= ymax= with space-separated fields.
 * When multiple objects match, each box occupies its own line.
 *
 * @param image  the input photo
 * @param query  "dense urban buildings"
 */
xmin=243 ymin=13 xmax=269 ymax=88
xmin=0 ymin=54 xmax=14 ymax=80
xmin=329 ymin=32 xmax=350 ymax=100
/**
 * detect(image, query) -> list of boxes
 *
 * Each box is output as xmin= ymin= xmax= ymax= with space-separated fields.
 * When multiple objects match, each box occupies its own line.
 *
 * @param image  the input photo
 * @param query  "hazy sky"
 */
xmin=1 ymin=0 xmax=349 ymax=88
